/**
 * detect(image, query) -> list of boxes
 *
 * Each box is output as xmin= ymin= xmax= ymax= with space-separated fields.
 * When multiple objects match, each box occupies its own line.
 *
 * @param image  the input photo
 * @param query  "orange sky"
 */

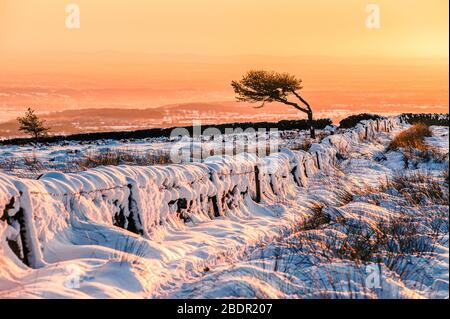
xmin=0 ymin=0 xmax=449 ymax=57
xmin=0 ymin=0 xmax=448 ymax=57
xmin=0 ymin=0 xmax=448 ymax=124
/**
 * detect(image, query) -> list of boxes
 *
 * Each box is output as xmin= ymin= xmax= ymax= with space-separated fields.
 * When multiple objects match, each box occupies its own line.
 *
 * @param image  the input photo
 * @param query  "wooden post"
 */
xmin=254 ymin=165 xmax=261 ymax=203
xmin=316 ymin=152 xmax=321 ymax=170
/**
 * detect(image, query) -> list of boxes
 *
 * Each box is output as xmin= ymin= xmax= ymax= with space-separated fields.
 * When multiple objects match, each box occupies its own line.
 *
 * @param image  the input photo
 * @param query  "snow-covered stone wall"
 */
xmin=0 ymin=118 xmax=399 ymax=268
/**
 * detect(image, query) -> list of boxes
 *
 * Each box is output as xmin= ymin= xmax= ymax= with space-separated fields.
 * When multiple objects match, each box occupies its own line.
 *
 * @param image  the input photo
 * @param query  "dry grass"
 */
xmin=288 ymin=132 xmax=329 ymax=152
xmin=388 ymin=124 xmax=447 ymax=167
xmin=380 ymin=171 xmax=448 ymax=206
xmin=301 ymin=202 xmax=329 ymax=231
xmin=113 ymin=234 xmax=149 ymax=266
xmin=77 ymin=150 xmax=172 ymax=169
xmin=336 ymin=188 xmax=354 ymax=206
xmin=0 ymin=150 xmax=173 ymax=178
xmin=0 ymin=155 xmax=46 ymax=176
xmin=388 ymin=124 xmax=432 ymax=152
xmin=0 ymin=158 xmax=20 ymax=171
xmin=377 ymin=215 xmax=425 ymax=256
xmin=289 ymin=139 xmax=312 ymax=152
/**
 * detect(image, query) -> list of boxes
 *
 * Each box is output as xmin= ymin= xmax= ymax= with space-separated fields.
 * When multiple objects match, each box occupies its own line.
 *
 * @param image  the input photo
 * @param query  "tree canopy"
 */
xmin=231 ymin=70 xmax=315 ymax=137
xmin=17 ymin=107 xmax=50 ymax=140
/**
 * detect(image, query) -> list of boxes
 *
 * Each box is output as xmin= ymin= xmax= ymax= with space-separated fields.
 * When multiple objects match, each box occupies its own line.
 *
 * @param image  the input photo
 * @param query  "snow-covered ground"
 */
xmin=0 ymin=129 xmax=331 ymax=179
xmin=0 ymin=118 xmax=448 ymax=299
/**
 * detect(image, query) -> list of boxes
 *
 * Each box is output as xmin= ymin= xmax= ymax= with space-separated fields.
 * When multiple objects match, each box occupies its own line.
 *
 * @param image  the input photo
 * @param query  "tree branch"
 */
xmin=291 ymin=91 xmax=312 ymax=112
xmin=275 ymin=98 xmax=309 ymax=113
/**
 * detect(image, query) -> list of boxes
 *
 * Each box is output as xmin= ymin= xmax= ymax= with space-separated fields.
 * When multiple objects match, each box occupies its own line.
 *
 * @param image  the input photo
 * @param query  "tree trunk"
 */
xmin=307 ymin=111 xmax=315 ymax=139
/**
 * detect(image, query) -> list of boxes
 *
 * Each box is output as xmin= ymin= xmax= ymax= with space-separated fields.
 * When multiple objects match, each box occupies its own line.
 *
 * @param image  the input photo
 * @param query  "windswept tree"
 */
xmin=232 ymin=70 xmax=316 ymax=138
xmin=17 ymin=107 xmax=50 ymax=140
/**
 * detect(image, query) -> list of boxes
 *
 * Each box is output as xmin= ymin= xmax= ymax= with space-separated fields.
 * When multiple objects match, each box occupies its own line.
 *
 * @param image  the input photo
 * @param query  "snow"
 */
xmin=0 ymin=129 xmax=321 ymax=178
xmin=0 ymin=117 xmax=448 ymax=299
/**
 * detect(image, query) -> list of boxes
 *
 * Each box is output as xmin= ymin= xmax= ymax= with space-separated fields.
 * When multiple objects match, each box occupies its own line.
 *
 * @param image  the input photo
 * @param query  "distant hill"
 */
xmin=0 ymin=101 xmax=302 ymax=138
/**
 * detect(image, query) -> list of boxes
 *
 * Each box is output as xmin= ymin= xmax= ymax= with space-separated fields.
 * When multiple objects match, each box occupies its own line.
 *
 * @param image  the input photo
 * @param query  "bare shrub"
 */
xmin=402 ymin=145 xmax=447 ymax=168
xmin=290 ymin=225 xmax=378 ymax=264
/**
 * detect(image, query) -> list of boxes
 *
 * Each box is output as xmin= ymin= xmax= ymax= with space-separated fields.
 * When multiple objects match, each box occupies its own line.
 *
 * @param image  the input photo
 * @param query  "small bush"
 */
xmin=339 ymin=113 xmax=384 ymax=129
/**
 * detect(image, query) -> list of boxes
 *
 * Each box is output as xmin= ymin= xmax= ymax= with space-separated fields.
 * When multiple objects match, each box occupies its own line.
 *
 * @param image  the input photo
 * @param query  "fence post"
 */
xmin=127 ymin=184 xmax=145 ymax=236
xmin=254 ymin=165 xmax=261 ymax=203
xmin=208 ymin=172 xmax=222 ymax=216
xmin=315 ymin=152 xmax=321 ymax=170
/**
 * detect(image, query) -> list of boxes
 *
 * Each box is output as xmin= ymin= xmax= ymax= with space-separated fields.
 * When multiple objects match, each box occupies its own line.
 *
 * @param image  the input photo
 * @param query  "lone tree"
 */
xmin=232 ymin=70 xmax=316 ymax=138
xmin=17 ymin=107 xmax=50 ymax=140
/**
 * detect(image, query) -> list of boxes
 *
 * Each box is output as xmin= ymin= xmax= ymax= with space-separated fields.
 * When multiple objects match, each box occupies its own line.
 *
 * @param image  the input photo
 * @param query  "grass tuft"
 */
xmin=77 ymin=150 xmax=172 ymax=169
xmin=380 ymin=171 xmax=448 ymax=206
xmin=388 ymin=124 xmax=432 ymax=152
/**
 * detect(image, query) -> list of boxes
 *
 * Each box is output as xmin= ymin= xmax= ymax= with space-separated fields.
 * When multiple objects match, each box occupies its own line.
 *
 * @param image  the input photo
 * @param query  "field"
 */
xmin=0 ymin=117 xmax=448 ymax=299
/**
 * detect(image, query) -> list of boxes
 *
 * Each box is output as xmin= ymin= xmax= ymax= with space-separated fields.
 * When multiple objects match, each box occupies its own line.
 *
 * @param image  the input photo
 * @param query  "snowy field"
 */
xmin=0 ymin=118 xmax=448 ymax=299
xmin=0 ymin=128 xmax=333 ymax=179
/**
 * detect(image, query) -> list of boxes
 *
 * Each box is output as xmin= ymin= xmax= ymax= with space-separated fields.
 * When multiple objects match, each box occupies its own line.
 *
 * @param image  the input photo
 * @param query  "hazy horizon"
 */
xmin=0 ymin=0 xmax=448 ymax=135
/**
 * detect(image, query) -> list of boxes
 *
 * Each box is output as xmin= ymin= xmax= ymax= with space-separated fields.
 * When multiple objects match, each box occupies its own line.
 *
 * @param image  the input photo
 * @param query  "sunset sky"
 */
xmin=0 ymin=0 xmax=448 ymax=129
xmin=1 ymin=0 xmax=448 ymax=57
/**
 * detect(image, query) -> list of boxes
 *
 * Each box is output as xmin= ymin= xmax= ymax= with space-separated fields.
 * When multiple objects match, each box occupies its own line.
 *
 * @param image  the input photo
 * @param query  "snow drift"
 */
xmin=0 ymin=118 xmax=399 ymax=269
